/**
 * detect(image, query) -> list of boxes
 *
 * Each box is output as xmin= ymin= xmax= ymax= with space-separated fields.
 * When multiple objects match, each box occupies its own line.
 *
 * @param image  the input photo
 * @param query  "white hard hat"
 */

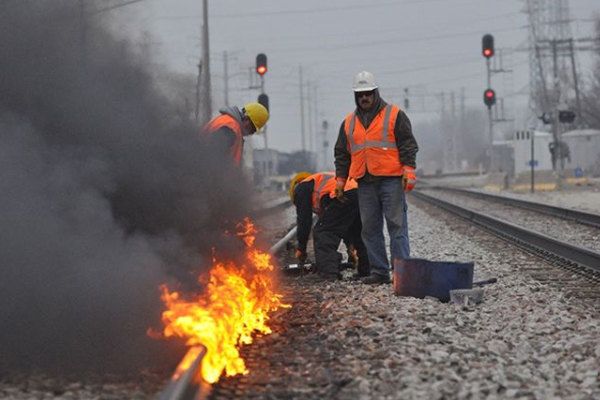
xmin=352 ymin=71 xmax=378 ymax=92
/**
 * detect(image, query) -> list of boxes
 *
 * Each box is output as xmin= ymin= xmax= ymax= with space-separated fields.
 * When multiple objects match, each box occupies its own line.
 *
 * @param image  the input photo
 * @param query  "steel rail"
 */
xmin=412 ymin=190 xmax=600 ymax=272
xmin=429 ymin=186 xmax=600 ymax=229
xmin=157 ymin=346 xmax=210 ymax=400
xmin=157 ymin=222 xmax=298 ymax=400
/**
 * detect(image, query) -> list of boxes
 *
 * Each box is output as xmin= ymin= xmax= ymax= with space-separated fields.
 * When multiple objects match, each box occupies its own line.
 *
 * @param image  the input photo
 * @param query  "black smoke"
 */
xmin=0 ymin=0 xmax=256 ymax=372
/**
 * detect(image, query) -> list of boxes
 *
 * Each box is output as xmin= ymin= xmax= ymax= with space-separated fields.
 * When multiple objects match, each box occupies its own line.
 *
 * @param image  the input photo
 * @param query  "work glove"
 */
xmin=295 ymin=249 xmax=307 ymax=265
xmin=334 ymin=178 xmax=348 ymax=203
xmin=401 ymin=166 xmax=417 ymax=192
xmin=347 ymin=245 xmax=359 ymax=267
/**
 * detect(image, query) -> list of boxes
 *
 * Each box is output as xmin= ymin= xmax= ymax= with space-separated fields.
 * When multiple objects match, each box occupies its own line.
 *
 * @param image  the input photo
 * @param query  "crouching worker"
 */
xmin=290 ymin=172 xmax=370 ymax=282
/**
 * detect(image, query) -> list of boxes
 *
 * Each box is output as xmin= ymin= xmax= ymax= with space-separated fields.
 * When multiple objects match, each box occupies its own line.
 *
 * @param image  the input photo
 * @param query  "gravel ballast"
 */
xmin=212 ymin=198 xmax=600 ymax=400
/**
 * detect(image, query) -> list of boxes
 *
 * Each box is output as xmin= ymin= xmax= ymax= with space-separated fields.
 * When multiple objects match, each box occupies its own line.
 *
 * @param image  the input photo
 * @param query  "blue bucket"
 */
xmin=393 ymin=259 xmax=474 ymax=302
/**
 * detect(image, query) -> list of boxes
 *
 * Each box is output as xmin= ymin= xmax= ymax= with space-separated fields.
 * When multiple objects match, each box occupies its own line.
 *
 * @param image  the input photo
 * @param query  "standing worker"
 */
xmin=334 ymin=71 xmax=418 ymax=284
xmin=203 ymin=103 xmax=269 ymax=166
xmin=290 ymin=172 xmax=370 ymax=282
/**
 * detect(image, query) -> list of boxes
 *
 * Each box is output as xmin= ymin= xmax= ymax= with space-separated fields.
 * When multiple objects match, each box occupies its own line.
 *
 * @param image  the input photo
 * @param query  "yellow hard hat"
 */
xmin=243 ymin=102 xmax=269 ymax=132
xmin=289 ymin=171 xmax=312 ymax=204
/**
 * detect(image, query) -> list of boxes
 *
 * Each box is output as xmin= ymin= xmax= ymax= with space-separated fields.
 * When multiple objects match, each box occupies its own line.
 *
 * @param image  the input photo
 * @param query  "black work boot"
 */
xmin=360 ymin=273 xmax=391 ymax=285
xmin=302 ymin=272 xmax=341 ymax=283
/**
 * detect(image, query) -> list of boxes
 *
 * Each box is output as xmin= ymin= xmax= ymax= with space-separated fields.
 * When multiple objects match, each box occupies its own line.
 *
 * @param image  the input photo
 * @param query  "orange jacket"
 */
xmin=203 ymin=114 xmax=243 ymax=166
xmin=302 ymin=172 xmax=357 ymax=214
xmin=343 ymin=104 xmax=404 ymax=179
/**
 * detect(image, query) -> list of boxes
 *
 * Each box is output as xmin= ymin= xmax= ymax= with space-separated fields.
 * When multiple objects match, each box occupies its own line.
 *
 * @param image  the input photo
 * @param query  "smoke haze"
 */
xmin=0 ymin=0 xmax=255 ymax=372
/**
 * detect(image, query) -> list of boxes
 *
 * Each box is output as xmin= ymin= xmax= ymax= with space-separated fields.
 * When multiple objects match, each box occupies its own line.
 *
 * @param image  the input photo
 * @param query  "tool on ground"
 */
xmin=472 ymin=278 xmax=497 ymax=286
xmin=450 ymin=288 xmax=484 ymax=306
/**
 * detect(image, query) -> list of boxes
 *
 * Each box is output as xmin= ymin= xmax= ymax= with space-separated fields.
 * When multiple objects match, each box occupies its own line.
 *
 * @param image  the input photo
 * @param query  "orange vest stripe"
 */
xmin=204 ymin=115 xmax=244 ymax=165
xmin=303 ymin=173 xmax=359 ymax=213
xmin=344 ymin=105 xmax=403 ymax=179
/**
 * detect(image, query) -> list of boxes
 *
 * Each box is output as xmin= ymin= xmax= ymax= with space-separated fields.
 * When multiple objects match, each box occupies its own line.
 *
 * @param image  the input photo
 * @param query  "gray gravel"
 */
xmin=424 ymin=188 xmax=600 ymax=253
xmin=6 ymin=198 xmax=599 ymax=400
xmin=213 ymin=198 xmax=600 ymax=399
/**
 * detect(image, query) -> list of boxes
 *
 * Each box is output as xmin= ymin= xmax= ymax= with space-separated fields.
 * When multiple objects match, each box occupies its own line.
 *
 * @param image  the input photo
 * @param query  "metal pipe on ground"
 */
xmin=156 ymin=346 xmax=210 ymax=400
xmin=270 ymin=226 xmax=297 ymax=255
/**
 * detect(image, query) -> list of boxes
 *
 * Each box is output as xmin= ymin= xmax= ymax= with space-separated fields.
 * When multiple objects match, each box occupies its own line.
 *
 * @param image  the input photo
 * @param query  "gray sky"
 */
xmin=123 ymin=0 xmax=599 ymax=153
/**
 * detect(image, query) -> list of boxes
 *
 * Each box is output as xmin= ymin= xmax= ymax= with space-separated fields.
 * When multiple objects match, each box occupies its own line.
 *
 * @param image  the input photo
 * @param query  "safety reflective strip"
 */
xmin=381 ymin=105 xmax=392 ymax=142
xmin=348 ymin=113 xmax=357 ymax=149
xmin=314 ymin=173 xmax=335 ymax=203
xmin=349 ymin=106 xmax=396 ymax=154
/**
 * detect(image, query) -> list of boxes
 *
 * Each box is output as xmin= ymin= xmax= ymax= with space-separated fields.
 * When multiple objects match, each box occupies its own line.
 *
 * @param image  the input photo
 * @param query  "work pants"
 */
xmin=358 ymin=178 xmax=410 ymax=277
xmin=313 ymin=191 xmax=369 ymax=277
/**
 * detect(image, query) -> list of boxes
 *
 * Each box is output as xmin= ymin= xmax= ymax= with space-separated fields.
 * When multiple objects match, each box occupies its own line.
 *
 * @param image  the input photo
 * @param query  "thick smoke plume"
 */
xmin=0 ymin=0 xmax=256 ymax=372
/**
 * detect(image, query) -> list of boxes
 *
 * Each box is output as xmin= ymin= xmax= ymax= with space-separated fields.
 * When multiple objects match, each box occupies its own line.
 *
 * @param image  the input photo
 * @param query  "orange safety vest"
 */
xmin=344 ymin=105 xmax=403 ymax=179
xmin=302 ymin=172 xmax=358 ymax=214
xmin=203 ymin=114 xmax=244 ymax=166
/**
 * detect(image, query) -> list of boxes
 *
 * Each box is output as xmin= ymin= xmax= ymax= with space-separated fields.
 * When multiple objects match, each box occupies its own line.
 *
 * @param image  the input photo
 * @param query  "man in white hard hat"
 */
xmin=334 ymin=71 xmax=418 ymax=284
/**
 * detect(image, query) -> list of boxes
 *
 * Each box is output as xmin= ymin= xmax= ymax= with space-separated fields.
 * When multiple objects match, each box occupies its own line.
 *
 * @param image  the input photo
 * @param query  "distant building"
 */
xmin=490 ymin=140 xmax=515 ymax=178
xmin=562 ymin=129 xmax=600 ymax=176
xmin=513 ymin=131 xmax=553 ymax=175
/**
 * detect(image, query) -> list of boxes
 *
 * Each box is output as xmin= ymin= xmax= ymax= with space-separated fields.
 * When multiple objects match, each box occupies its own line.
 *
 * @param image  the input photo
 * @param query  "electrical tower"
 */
xmin=523 ymin=0 xmax=585 ymax=170
xmin=524 ymin=0 xmax=574 ymax=114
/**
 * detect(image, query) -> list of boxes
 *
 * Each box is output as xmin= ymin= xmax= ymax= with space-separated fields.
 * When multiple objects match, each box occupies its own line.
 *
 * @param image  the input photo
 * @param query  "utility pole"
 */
xmin=200 ymin=0 xmax=212 ymax=125
xmin=568 ymin=39 xmax=582 ymax=124
xmin=299 ymin=65 xmax=306 ymax=153
xmin=79 ymin=0 xmax=88 ymax=66
xmin=307 ymin=81 xmax=314 ymax=154
xmin=223 ymin=51 xmax=229 ymax=106
xmin=313 ymin=84 xmax=320 ymax=168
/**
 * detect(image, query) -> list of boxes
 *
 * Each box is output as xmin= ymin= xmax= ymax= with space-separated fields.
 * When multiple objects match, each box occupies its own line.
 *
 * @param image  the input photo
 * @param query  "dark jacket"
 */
xmin=205 ymin=106 xmax=245 ymax=154
xmin=293 ymin=180 xmax=315 ymax=253
xmin=334 ymin=93 xmax=418 ymax=180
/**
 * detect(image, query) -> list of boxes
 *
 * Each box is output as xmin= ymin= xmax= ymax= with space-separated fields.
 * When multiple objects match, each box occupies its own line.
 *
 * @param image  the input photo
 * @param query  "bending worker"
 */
xmin=203 ymin=102 xmax=269 ymax=166
xmin=290 ymin=172 xmax=370 ymax=282
xmin=334 ymin=71 xmax=419 ymax=285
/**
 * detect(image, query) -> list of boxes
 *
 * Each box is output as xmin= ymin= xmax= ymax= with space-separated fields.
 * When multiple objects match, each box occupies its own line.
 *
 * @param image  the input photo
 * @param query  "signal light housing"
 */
xmin=484 ymin=88 xmax=496 ymax=109
xmin=482 ymin=34 xmax=494 ymax=59
xmin=258 ymin=93 xmax=269 ymax=112
xmin=256 ymin=53 xmax=267 ymax=76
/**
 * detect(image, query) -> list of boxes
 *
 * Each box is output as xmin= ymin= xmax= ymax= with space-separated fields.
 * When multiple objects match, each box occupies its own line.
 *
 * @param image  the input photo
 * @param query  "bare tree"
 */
xmin=580 ymin=16 xmax=600 ymax=129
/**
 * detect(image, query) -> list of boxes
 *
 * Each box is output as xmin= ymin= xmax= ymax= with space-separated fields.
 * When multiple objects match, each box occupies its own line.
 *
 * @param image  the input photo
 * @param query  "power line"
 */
xmin=159 ymin=0 xmax=445 ymax=20
xmin=88 ymin=0 xmax=148 ymax=15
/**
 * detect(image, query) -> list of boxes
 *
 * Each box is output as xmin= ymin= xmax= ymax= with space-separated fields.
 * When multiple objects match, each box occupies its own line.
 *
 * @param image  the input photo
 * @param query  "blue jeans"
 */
xmin=358 ymin=178 xmax=410 ymax=277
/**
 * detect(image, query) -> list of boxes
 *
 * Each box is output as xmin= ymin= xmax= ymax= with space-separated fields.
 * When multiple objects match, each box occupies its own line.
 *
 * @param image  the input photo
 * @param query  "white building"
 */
xmin=562 ymin=129 xmax=600 ymax=175
xmin=513 ymin=131 xmax=553 ymax=175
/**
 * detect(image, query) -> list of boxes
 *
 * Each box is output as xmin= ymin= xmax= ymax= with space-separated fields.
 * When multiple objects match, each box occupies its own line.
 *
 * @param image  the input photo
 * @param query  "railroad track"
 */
xmin=157 ymin=212 xmax=297 ymax=400
xmin=412 ymin=190 xmax=600 ymax=285
xmin=427 ymin=185 xmax=600 ymax=229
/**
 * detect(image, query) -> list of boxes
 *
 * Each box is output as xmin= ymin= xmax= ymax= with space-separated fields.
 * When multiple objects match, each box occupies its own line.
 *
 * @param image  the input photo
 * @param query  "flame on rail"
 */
xmin=158 ymin=218 xmax=288 ymax=384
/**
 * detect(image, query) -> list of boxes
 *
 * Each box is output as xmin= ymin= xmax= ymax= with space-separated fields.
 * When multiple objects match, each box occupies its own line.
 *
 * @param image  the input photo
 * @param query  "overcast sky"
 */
xmin=121 ymin=0 xmax=599 ymax=154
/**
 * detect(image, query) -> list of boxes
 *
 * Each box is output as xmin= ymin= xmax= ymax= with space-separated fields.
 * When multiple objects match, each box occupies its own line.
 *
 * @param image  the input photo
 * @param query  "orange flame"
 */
xmin=158 ymin=218 xmax=288 ymax=384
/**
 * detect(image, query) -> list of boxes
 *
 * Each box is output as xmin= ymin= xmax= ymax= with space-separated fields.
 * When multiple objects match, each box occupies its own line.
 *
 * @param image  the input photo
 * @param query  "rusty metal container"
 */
xmin=393 ymin=259 xmax=474 ymax=302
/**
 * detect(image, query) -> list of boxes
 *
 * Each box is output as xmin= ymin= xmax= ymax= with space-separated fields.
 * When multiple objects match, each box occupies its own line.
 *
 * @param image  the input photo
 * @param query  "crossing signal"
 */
xmin=484 ymin=89 xmax=496 ymax=108
xmin=482 ymin=34 xmax=494 ymax=59
xmin=559 ymin=110 xmax=576 ymax=124
xmin=258 ymin=93 xmax=269 ymax=111
xmin=256 ymin=53 xmax=267 ymax=75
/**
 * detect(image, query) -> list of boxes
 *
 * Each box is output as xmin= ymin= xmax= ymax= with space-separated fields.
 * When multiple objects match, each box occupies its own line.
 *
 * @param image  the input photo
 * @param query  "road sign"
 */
xmin=526 ymin=160 xmax=539 ymax=167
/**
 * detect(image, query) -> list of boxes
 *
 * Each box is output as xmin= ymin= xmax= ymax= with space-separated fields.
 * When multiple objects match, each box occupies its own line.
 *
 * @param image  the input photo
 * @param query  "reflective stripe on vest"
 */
xmin=302 ymin=172 xmax=335 ymax=214
xmin=204 ymin=114 xmax=244 ymax=165
xmin=344 ymin=105 xmax=403 ymax=178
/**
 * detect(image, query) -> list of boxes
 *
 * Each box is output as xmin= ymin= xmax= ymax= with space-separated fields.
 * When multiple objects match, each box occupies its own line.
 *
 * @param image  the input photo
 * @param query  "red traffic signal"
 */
xmin=484 ymin=88 xmax=496 ymax=108
xmin=256 ymin=53 xmax=267 ymax=75
xmin=482 ymin=34 xmax=494 ymax=59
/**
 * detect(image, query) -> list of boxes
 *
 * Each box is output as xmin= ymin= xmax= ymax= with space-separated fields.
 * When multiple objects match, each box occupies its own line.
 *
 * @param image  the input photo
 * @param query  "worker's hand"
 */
xmin=334 ymin=179 xmax=348 ymax=203
xmin=295 ymin=249 xmax=307 ymax=264
xmin=347 ymin=245 xmax=359 ymax=267
xmin=401 ymin=166 xmax=417 ymax=192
